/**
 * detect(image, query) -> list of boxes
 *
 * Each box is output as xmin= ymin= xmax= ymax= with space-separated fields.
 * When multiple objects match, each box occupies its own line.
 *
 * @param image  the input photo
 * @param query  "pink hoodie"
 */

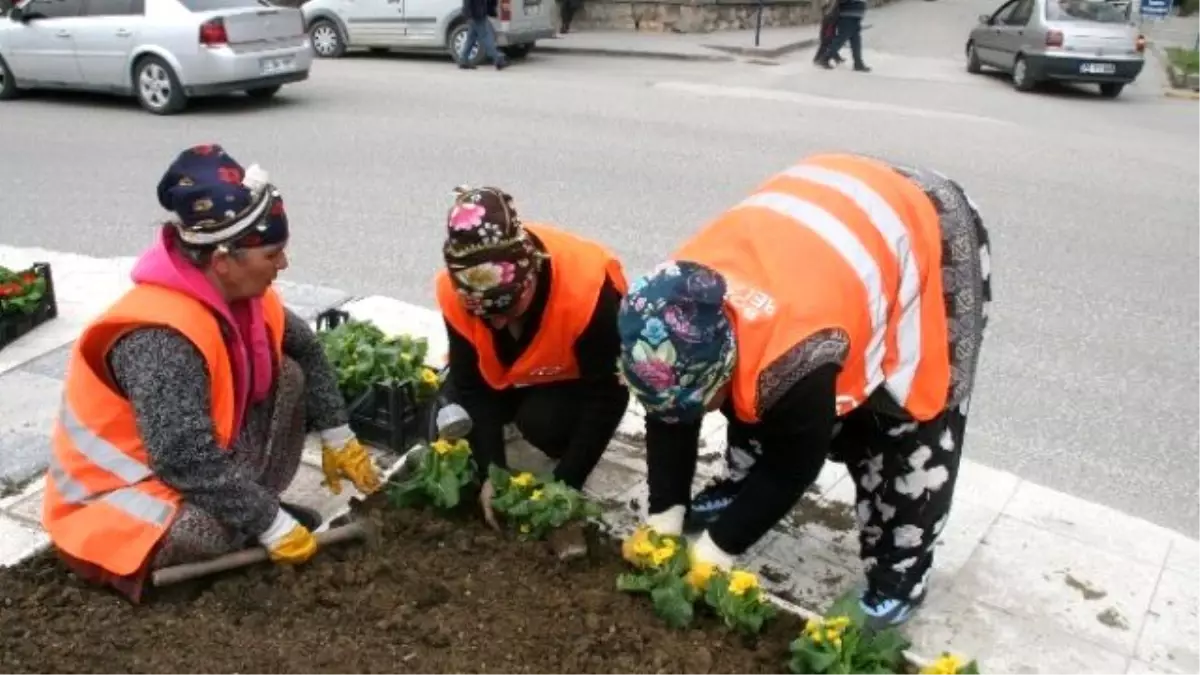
xmin=129 ymin=227 xmax=275 ymax=440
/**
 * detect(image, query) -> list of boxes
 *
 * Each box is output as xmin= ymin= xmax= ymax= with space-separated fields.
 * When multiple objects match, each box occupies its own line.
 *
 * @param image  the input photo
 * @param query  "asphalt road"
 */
xmin=0 ymin=0 xmax=1196 ymax=535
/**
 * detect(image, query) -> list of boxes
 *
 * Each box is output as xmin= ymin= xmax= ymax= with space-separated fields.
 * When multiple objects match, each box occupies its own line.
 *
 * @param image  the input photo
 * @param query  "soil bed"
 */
xmin=1 ymin=494 xmax=804 ymax=674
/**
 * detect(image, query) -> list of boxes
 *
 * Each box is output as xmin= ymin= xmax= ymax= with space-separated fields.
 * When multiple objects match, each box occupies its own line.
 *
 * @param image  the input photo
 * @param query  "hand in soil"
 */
xmin=479 ymin=478 xmax=500 ymax=531
xmin=321 ymin=437 xmax=382 ymax=496
xmin=547 ymin=521 xmax=588 ymax=561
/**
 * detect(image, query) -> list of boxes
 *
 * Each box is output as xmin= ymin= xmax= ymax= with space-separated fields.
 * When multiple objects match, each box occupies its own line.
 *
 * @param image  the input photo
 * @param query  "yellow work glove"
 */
xmin=259 ymin=508 xmax=318 ymax=565
xmin=320 ymin=430 xmax=381 ymax=496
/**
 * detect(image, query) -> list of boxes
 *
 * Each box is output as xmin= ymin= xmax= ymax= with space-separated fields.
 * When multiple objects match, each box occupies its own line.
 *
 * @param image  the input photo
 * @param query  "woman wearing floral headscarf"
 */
xmin=41 ymin=144 xmax=381 ymax=603
xmin=617 ymin=153 xmax=992 ymax=630
xmin=434 ymin=186 xmax=631 ymax=557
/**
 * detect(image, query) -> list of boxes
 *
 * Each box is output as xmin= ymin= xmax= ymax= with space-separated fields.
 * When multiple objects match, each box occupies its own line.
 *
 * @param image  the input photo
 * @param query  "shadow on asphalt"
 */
xmin=1 ymin=89 xmax=308 ymax=115
xmin=975 ymin=69 xmax=1142 ymax=102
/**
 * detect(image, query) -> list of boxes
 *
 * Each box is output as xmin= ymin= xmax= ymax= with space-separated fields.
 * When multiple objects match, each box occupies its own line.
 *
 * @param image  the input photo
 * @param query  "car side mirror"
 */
xmin=978 ymin=13 xmax=992 ymax=23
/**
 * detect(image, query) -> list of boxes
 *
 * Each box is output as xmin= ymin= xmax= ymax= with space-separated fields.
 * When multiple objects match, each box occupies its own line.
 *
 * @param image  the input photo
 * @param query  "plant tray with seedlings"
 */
xmin=0 ymin=433 xmax=986 ymax=674
xmin=316 ymin=308 xmax=441 ymax=453
xmin=0 ymin=262 xmax=58 ymax=352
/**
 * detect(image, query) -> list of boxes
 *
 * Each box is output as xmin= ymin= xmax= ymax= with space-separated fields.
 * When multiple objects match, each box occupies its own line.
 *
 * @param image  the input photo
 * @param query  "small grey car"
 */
xmin=0 ymin=0 xmax=313 ymax=114
xmin=966 ymin=0 xmax=1145 ymax=98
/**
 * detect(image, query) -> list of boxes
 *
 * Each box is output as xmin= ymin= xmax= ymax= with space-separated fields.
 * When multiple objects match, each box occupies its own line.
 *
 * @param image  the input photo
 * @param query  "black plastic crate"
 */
xmin=316 ymin=308 xmax=437 ymax=453
xmin=0 ymin=262 xmax=59 ymax=353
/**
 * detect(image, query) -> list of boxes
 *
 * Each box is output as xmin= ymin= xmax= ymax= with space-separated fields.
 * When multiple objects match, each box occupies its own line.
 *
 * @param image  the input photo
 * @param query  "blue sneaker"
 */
xmin=683 ymin=476 xmax=745 ymax=533
xmin=858 ymin=587 xmax=927 ymax=632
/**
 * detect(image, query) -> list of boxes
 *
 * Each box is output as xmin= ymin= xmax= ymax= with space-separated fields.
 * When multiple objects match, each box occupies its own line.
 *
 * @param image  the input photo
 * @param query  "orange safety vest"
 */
xmin=436 ymin=222 xmax=628 ymax=390
xmin=675 ymin=153 xmax=951 ymax=423
xmin=41 ymin=284 xmax=286 ymax=577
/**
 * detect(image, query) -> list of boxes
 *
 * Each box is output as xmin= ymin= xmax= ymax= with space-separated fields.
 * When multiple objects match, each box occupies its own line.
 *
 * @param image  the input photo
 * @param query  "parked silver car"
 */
xmin=966 ymin=0 xmax=1145 ymax=98
xmin=301 ymin=0 xmax=554 ymax=65
xmin=0 ymin=0 xmax=313 ymax=114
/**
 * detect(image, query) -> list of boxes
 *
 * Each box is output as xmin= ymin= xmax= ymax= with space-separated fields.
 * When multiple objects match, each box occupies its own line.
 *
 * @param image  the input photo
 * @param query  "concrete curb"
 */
xmin=534 ymin=43 xmax=736 ymax=62
xmin=703 ymin=23 xmax=871 ymax=60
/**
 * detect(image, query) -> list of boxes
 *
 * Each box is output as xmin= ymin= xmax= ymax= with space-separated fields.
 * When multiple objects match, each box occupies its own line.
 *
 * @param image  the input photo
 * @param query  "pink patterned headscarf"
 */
xmin=442 ymin=186 xmax=542 ymax=317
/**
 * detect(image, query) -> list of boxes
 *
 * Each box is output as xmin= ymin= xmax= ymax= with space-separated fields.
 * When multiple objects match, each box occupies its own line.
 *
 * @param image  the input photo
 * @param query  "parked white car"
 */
xmin=0 ymin=0 xmax=313 ymax=114
xmin=301 ymin=0 xmax=554 ymax=65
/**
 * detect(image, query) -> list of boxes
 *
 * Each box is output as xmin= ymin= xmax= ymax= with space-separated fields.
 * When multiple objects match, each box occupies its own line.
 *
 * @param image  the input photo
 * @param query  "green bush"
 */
xmin=1167 ymin=46 xmax=1200 ymax=74
xmin=1181 ymin=0 xmax=1198 ymax=17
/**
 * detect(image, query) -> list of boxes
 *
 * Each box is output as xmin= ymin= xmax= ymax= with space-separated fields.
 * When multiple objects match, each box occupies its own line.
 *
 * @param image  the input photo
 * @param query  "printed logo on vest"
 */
xmin=725 ymin=279 xmax=777 ymax=322
xmin=526 ymin=365 xmax=567 ymax=378
xmin=835 ymin=394 xmax=860 ymax=416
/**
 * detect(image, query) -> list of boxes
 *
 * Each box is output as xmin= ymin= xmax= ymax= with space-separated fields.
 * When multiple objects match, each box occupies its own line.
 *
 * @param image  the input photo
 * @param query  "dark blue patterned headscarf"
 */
xmin=617 ymin=260 xmax=737 ymax=423
xmin=155 ymin=144 xmax=288 ymax=250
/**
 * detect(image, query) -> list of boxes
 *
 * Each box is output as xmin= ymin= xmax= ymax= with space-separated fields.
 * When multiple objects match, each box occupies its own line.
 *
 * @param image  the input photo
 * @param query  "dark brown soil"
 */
xmin=0 ymin=495 xmax=803 ymax=674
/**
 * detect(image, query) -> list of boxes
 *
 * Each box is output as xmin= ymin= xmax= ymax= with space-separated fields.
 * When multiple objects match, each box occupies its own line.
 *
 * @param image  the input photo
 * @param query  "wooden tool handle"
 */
xmin=151 ymin=520 xmax=368 ymax=587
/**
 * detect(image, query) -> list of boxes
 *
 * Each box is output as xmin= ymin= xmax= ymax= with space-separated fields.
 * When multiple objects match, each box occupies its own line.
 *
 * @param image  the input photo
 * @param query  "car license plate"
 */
xmin=260 ymin=56 xmax=294 ymax=75
xmin=1080 ymin=62 xmax=1116 ymax=75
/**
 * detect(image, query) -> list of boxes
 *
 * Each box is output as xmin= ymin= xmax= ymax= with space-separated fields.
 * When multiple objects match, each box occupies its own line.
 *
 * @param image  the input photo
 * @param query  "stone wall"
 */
xmin=563 ymin=0 xmax=896 ymax=33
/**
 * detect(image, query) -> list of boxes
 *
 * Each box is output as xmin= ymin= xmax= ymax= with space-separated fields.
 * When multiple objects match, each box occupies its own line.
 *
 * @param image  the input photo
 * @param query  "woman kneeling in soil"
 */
xmin=618 ymin=153 xmax=992 ymax=630
xmin=435 ymin=186 xmax=630 ymax=556
xmin=41 ymin=144 xmax=383 ymax=602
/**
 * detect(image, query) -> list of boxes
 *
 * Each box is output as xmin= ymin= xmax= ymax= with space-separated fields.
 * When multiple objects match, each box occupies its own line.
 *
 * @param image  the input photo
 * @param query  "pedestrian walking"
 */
xmin=813 ymin=0 xmax=845 ymax=65
xmin=557 ymin=0 xmax=582 ymax=33
xmin=459 ymin=0 xmax=508 ymax=70
xmin=618 ymin=152 xmax=992 ymax=630
xmin=818 ymin=0 xmax=870 ymax=71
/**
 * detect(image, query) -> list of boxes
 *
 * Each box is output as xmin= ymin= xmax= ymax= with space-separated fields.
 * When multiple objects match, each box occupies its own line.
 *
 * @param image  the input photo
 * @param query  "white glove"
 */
xmin=257 ymin=507 xmax=302 ymax=548
xmin=646 ymin=504 xmax=686 ymax=536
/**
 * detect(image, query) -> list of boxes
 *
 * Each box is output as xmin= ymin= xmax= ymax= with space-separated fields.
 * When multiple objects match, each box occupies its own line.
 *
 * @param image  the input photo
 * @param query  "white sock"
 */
xmin=646 ymin=504 xmax=686 ymax=536
xmin=258 ymin=506 xmax=300 ymax=548
xmin=319 ymin=425 xmax=355 ymax=449
xmin=691 ymin=530 xmax=736 ymax=571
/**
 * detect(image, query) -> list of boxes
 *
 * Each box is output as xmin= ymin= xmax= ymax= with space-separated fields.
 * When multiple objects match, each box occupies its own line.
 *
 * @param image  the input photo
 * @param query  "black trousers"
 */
xmin=824 ymin=15 xmax=865 ymax=67
xmin=558 ymin=0 xmax=582 ymax=32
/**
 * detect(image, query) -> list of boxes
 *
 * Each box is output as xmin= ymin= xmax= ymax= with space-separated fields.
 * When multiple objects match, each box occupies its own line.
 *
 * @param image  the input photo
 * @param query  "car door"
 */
xmin=995 ymin=0 xmax=1035 ymax=70
xmin=72 ymin=0 xmax=143 ymax=90
xmin=973 ymin=0 xmax=1017 ymax=66
xmin=5 ymin=0 xmax=85 ymax=85
xmin=397 ymin=0 xmax=440 ymax=43
xmin=342 ymin=0 xmax=403 ymax=46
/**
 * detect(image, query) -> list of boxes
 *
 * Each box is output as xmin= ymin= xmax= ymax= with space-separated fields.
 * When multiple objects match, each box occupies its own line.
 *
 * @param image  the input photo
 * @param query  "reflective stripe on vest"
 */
xmin=48 ymin=396 xmax=173 ymax=526
xmin=781 ymin=164 xmax=923 ymax=404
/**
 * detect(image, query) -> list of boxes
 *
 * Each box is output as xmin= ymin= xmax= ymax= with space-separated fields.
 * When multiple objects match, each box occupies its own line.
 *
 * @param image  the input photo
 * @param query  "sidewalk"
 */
xmin=535 ymin=22 xmax=834 ymax=62
xmin=1 ymin=245 xmax=1196 ymax=675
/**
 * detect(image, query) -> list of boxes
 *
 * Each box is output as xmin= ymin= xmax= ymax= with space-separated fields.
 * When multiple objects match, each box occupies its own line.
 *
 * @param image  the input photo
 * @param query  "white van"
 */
xmin=300 ymin=0 xmax=554 ymax=64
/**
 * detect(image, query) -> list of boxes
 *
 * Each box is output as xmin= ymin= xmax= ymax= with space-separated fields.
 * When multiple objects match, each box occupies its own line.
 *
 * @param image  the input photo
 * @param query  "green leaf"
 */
xmin=616 ymin=573 xmax=656 ymax=594
xmin=958 ymin=659 xmax=981 ymax=674
xmin=799 ymin=645 xmax=839 ymax=673
xmin=650 ymin=581 xmax=695 ymax=629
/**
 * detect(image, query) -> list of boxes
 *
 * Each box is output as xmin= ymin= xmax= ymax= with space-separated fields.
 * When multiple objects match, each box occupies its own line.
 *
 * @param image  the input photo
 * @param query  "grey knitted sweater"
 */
xmin=107 ymin=309 xmax=348 ymax=538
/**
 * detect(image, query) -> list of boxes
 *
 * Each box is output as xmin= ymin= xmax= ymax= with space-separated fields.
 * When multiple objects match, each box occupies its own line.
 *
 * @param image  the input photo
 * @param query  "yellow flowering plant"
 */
xmin=787 ymin=612 xmax=910 ymax=674
xmin=920 ymin=652 xmax=980 ymax=674
xmin=701 ymin=568 xmax=778 ymax=636
xmin=616 ymin=526 xmax=699 ymax=629
xmin=487 ymin=466 xmax=601 ymax=540
xmin=387 ymin=438 xmax=478 ymax=510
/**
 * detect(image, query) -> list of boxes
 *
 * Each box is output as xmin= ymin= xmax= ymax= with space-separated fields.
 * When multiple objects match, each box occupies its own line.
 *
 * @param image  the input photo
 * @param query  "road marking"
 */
xmin=652 ymin=80 xmax=1015 ymax=126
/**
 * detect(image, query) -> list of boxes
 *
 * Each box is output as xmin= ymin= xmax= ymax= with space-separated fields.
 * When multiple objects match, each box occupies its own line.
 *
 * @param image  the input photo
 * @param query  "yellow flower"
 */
xmin=811 ymin=630 xmax=824 ymax=645
xmin=431 ymin=439 xmax=453 ymax=455
xmin=650 ymin=542 xmax=678 ymax=567
xmin=826 ymin=615 xmax=853 ymax=630
xmin=920 ymin=654 xmax=965 ymax=675
xmin=510 ymin=472 xmax=535 ymax=488
xmin=832 ymin=636 xmax=842 ymax=651
xmin=421 ymin=368 xmax=439 ymax=385
xmin=825 ymin=628 xmax=840 ymax=642
xmin=727 ymin=570 xmax=759 ymax=596
xmin=685 ymin=562 xmax=717 ymax=591
xmin=633 ymin=539 xmax=657 ymax=557
xmin=530 ymin=489 xmax=544 ymax=502
xmin=520 ymin=523 xmax=531 ymax=534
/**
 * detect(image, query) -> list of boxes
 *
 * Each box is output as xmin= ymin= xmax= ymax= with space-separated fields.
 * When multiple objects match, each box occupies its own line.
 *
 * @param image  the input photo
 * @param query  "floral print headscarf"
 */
xmin=443 ymin=186 xmax=543 ymax=317
xmin=616 ymin=260 xmax=737 ymax=424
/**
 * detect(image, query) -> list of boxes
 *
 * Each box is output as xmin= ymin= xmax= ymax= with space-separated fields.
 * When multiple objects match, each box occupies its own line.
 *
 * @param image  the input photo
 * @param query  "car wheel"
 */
xmin=134 ymin=55 xmax=187 ymax=115
xmin=246 ymin=85 xmax=282 ymax=99
xmin=1011 ymin=55 xmax=1036 ymax=92
xmin=448 ymin=22 xmax=483 ymax=65
xmin=310 ymin=19 xmax=346 ymax=59
xmin=502 ymin=43 xmax=532 ymax=59
xmin=966 ymin=41 xmax=982 ymax=74
xmin=0 ymin=54 xmax=20 ymax=100
xmin=1098 ymin=82 xmax=1125 ymax=98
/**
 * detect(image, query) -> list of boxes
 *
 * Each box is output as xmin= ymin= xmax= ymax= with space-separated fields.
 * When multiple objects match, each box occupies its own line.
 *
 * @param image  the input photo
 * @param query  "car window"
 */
xmin=19 ymin=0 xmax=84 ymax=19
xmin=1005 ymin=0 xmax=1034 ymax=24
xmin=991 ymin=0 xmax=1019 ymax=22
xmin=177 ymin=0 xmax=270 ymax=10
xmin=84 ymin=0 xmax=143 ymax=14
xmin=1045 ymin=0 xmax=1130 ymax=22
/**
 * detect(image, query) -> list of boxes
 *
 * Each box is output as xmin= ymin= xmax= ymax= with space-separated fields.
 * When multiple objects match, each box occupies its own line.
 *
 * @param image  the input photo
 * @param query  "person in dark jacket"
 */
xmin=818 ymin=0 xmax=870 ymax=71
xmin=459 ymin=0 xmax=507 ymax=69
xmin=813 ymin=0 xmax=845 ymax=65
xmin=434 ymin=186 xmax=630 ymax=557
